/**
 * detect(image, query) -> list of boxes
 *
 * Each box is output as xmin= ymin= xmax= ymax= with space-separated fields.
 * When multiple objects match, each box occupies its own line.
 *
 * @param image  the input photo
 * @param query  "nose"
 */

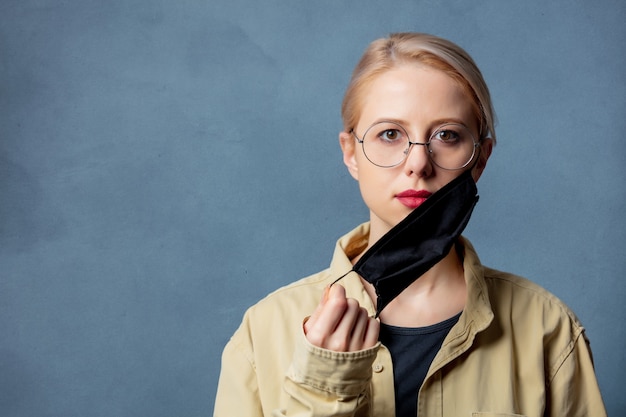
xmin=403 ymin=142 xmax=433 ymax=177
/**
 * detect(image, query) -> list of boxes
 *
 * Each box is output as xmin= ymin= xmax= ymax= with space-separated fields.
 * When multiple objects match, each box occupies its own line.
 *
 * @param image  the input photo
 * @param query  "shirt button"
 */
xmin=373 ymin=363 xmax=384 ymax=373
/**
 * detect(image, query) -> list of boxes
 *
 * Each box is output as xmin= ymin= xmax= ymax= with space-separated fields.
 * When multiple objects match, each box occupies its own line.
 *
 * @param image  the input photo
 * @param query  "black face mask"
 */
xmin=334 ymin=170 xmax=479 ymax=317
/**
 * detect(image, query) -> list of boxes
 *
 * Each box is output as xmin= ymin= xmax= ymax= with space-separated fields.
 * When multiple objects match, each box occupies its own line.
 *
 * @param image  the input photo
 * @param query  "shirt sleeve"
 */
xmin=213 ymin=327 xmax=264 ymax=417
xmin=214 ymin=312 xmax=380 ymax=417
xmin=276 ymin=331 xmax=380 ymax=417
xmin=546 ymin=329 xmax=607 ymax=417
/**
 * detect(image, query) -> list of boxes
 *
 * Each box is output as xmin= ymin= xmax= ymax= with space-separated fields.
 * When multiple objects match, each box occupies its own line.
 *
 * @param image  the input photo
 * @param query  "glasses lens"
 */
xmin=428 ymin=123 xmax=477 ymax=170
xmin=361 ymin=121 xmax=409 ymax=167
xmin=360 ymin=121 xmax=478 ymax=169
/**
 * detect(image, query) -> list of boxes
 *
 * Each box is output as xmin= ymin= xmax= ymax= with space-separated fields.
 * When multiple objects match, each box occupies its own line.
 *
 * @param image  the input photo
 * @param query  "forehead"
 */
xmin=357 ymin=64 xmax=477 ymax=131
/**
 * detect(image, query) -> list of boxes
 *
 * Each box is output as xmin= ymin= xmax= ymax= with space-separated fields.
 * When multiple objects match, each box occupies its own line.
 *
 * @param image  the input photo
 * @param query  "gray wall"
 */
xmin=1 ymin=1 xmax=624 ymax=415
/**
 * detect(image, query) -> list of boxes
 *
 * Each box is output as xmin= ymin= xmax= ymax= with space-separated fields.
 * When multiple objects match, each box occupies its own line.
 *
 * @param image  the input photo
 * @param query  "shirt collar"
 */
xmin=327 ymin=223 xmax=494 ymax=330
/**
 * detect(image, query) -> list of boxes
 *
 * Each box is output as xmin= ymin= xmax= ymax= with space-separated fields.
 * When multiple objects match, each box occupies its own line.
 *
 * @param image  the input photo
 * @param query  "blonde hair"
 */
xmin=341 ymin=33 xmax=497 ymax=148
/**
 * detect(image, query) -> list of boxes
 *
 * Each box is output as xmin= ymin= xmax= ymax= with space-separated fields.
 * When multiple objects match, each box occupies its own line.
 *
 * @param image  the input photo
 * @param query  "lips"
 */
xmin=396 ymin=189 xmax=433 ymax=209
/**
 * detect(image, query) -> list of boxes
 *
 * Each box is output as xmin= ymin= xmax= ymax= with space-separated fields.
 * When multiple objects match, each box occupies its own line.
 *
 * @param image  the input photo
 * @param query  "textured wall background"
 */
xmin=1 ymin=1 xmax=624 ymax=415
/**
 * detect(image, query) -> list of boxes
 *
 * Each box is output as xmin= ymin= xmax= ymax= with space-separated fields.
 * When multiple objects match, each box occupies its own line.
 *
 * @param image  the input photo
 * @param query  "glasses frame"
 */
xmin=351 ymin=121 xmax=481 ymax=170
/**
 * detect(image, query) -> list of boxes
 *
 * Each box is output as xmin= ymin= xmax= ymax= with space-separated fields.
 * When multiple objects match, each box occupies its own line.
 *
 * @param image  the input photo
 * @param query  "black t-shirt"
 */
xmin=378 ymin=312 xmax=461 ymax=417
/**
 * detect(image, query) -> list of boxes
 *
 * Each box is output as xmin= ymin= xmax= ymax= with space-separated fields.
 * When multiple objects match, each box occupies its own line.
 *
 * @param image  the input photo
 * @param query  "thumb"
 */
xmin=304 ymin=285 xmax=331 ymax=334
xmin=327 ymin=283 xmax=346 ymax=300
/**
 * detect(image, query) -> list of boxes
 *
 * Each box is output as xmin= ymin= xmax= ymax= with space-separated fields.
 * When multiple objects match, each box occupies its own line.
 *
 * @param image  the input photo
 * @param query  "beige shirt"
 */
xmin=214 ymin=223 xmax=606 ymax=416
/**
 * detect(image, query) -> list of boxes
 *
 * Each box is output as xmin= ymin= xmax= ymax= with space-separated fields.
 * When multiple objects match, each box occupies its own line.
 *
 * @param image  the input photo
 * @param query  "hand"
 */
xmin=304 ymin=284 xmax=379 ymax=352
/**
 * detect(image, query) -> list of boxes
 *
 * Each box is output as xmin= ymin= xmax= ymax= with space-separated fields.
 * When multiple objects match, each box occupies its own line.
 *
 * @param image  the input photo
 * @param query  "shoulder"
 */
xmin=249 ymin=269 xmax=333 ymax=320
xmin=225 ymin=224 xmax=369 ymax=358
xmin=462 ymin=238 xmax=579 ymax=327
xmin=483 ymin=267 xmax=581 ymax=324
xmin=481 ymin=266 xmax=587 ymax=354
xmin=241 ymin=223 xmax=370 ymax=324
xmin=220 ymin=267 xmax=342 ymax=384
xmin=462 ymin=237 xmax=583 ymax=334
xmin=479 ymin=267 xmax=600 ymax=385
xmin=226 ymin=269 xmax=333 ymax=352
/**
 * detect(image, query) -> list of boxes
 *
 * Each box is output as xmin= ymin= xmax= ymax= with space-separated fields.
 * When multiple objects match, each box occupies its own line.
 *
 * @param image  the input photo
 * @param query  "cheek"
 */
xmin=356 ymin=165 xmax=394 ymax=204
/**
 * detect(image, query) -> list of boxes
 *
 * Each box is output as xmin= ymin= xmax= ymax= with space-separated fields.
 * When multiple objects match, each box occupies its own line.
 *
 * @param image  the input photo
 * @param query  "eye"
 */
xmin=378 ymin=129 xmax=403 ymax=143
xmin=433 ymin=129 xmax=461 ymax=143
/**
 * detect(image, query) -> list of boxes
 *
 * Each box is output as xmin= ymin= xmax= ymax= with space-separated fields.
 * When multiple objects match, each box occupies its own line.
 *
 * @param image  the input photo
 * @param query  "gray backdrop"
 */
xmin=1 ymin=1 xmax=624 ymax=416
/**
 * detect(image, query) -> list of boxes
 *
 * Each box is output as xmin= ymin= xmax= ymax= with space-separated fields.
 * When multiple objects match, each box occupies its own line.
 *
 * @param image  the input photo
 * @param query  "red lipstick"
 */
xmin=396 ymin=189 xmax=432 ymax=209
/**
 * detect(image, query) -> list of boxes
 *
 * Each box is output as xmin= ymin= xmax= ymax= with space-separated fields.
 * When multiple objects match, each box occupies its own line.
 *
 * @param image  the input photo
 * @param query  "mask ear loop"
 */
xmin=329 ymin=269 xmax=355 ymax=287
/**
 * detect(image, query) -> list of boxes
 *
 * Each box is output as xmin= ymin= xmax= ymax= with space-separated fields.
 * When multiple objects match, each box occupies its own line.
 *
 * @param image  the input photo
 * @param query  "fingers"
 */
xmin=347 ymin=303 xmax=380 ymax=350
xmin=329 ymin=297 xmax=360 ymax=351
xmin=362 ymin=315 xmax=380 ymax=349
xmin=304 ymin=284 xmax=379 ymax=352
xmin=347 ymin=307 xmax=369 ymax=351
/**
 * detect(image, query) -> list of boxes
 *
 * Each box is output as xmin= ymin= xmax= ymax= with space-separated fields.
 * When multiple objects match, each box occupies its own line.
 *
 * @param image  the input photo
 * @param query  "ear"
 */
xmin=339 ymin=131 xmax=359 ymax=180
xmin=471 ymin=138 xmax=493 ymax=182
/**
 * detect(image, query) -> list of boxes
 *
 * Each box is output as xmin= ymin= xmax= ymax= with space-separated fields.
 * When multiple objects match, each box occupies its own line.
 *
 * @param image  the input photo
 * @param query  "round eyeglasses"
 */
xmin=351 ymin=121 xmax=480 ymax=170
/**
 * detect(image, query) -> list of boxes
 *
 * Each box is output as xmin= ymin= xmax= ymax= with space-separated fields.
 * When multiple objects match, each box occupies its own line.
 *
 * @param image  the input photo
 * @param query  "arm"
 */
xmin=214 ymin=318 xmax=380 ymax=417
xmin=547 ymin=330 xmax=607 ymax=417
xmin=273 ymin=284 xmax=380 ymax=416
xmin=275 ymin=333 xmax=380 ymax=417
xmin=213 ymin=330 xmax=264 ymax=417
xmin=214 ymin=285 xmax=381 ymax=417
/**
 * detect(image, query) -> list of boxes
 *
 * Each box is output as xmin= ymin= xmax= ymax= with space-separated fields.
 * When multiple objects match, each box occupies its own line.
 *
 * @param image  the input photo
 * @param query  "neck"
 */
xmin=360 ymin=243 xmax=467 ymax=327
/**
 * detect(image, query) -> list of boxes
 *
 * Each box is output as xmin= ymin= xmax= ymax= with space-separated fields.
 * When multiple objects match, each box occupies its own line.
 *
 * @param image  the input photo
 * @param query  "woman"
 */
xmin=214 ymin=32 xmax=606 ymax=417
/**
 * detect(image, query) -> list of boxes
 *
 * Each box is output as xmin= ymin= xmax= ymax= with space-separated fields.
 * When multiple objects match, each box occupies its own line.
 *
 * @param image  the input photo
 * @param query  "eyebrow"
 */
xmin=370 ymin=117 xmax=472 ymax=129
xmin=428 ymin=118 xmax=471 ymax=127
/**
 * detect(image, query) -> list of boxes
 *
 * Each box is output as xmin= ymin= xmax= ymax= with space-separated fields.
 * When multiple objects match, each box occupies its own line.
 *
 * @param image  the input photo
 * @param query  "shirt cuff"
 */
xmin=287 ymin=327 xmax=381 ymax=396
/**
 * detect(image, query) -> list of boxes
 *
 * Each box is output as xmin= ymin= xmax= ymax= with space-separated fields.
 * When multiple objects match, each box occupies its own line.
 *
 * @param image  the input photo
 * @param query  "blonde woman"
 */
xmin=214 ymin=32 xmax=606 ymax=417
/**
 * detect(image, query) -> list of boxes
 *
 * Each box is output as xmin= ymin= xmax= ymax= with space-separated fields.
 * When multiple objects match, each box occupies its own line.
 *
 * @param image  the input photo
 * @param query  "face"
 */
xmin=340 ymin=64 xmax=492 ymax=242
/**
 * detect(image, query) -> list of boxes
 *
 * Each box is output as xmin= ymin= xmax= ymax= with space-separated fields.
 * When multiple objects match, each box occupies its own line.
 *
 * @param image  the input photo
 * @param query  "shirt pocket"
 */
xmin=472 ymin=413 xmax=527 ymax=417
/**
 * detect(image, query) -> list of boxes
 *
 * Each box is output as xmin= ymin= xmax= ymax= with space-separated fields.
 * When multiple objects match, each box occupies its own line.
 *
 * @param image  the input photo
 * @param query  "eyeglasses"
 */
xmin=351 ymin=121 xmax=480 ymax=170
